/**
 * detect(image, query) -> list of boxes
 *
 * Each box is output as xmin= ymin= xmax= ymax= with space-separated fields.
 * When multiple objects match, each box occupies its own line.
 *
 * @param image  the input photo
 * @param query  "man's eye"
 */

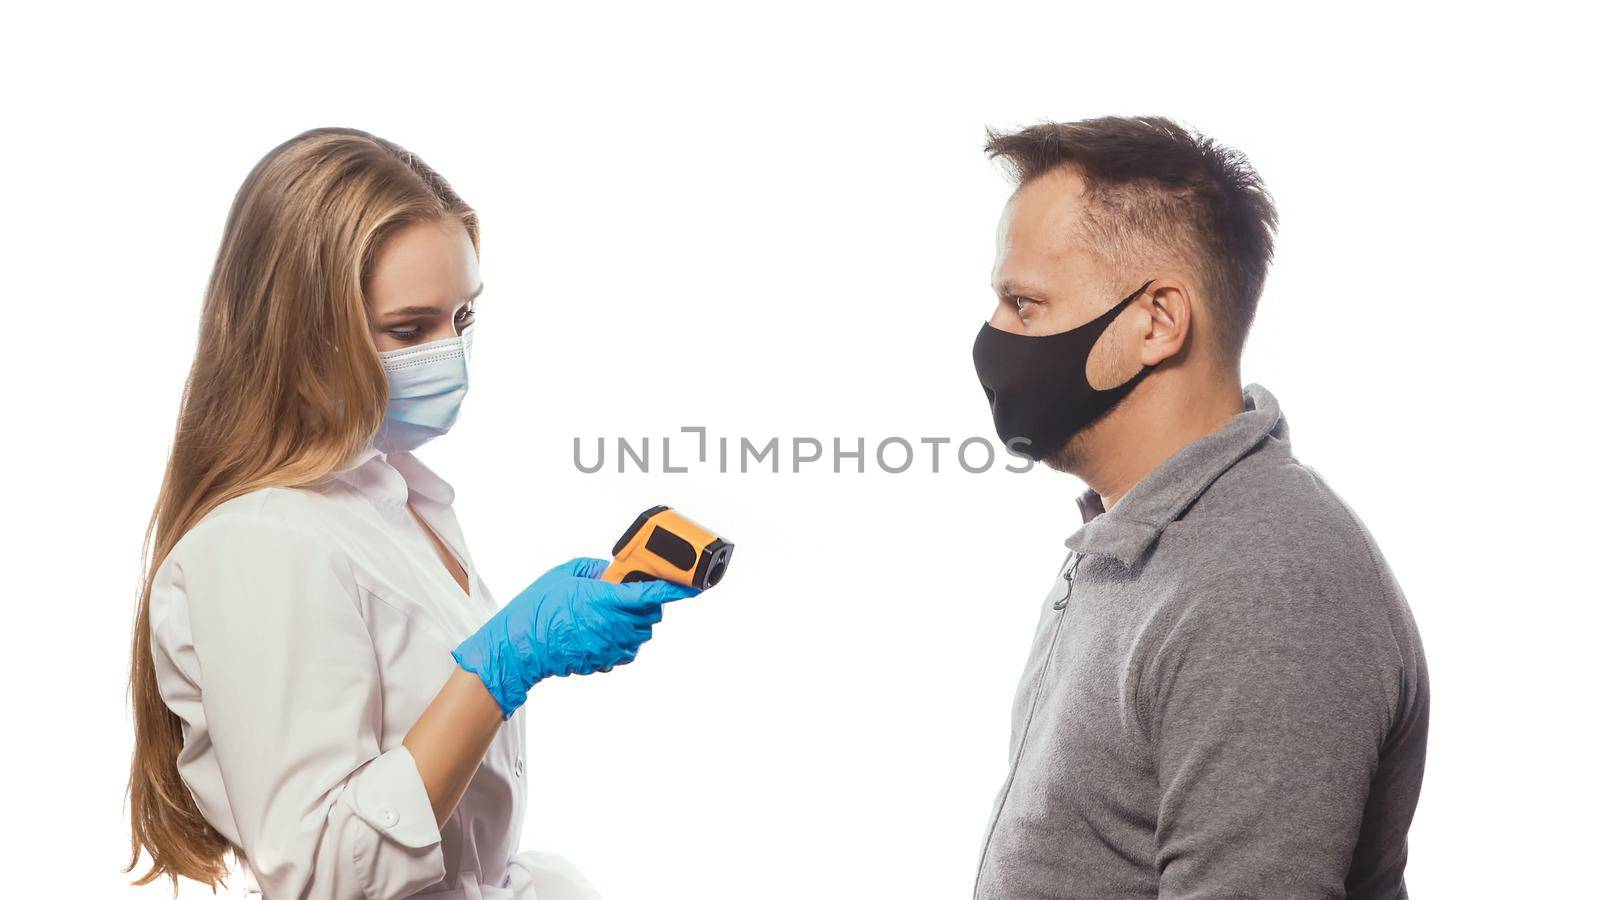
xmin=1013 ymin=296 xmax=1036 ymax=315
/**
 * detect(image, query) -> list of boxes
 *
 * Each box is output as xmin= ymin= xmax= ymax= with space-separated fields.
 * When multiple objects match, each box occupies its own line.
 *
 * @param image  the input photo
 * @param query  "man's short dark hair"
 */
xmin=985 ymin=115 xmax=1278 ymax=362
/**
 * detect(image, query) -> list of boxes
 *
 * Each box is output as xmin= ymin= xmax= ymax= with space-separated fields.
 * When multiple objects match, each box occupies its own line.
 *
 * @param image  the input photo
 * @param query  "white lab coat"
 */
xmin=148 ymin=443 xmax=602 ymax=899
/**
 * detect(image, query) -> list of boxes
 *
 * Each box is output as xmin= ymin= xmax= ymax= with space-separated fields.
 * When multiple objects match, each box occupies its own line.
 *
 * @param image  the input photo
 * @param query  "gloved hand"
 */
xmin=453 ymin=557 xmax=699 ymax=719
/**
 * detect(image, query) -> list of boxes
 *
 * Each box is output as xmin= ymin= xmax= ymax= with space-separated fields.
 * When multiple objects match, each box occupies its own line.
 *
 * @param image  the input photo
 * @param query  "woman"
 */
xmin=123 ymin=127 xmax=696 ymax=899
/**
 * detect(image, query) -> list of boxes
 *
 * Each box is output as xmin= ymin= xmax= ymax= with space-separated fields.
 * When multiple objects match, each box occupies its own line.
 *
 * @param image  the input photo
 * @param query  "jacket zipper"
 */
xmin=1054 ymin=549 xmax=1083 ymax=609
xmin=973 ymin=549 xmax=1084 ymax=897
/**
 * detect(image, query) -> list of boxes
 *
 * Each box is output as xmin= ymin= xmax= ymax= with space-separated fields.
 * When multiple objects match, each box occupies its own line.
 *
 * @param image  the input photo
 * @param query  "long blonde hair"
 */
xmin=124 ymin=126 xmax=480 ymax=891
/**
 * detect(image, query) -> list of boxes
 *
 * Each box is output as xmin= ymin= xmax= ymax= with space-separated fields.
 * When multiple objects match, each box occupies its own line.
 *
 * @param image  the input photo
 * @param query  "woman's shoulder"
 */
xmin=147 ymin=486 xmax=379 ymax=697
xmin=166 ymin=485 xmax=349 ymax=570
xmin=151 ymin=485 xmax=370 ymax=632
xmin=149 ymin=488 xmax=338 ymax=642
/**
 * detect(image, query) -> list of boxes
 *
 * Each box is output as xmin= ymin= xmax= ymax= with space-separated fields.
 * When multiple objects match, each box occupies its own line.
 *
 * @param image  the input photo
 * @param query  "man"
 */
xmin=969 ymin=116 xmax=1428 ymax=899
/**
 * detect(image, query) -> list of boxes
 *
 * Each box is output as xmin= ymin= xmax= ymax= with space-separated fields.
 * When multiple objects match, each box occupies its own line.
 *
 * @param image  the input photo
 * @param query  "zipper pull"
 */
xmin=1053 ymin=550 xmax=1083 ymax=610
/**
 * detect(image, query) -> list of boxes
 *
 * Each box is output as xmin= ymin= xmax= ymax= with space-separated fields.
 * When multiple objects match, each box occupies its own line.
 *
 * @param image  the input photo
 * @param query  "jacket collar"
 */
xmin=1065 ymin=383 xmax=1289 ymax=568
xmin=321 ymin=441 xmax=457 ymax=508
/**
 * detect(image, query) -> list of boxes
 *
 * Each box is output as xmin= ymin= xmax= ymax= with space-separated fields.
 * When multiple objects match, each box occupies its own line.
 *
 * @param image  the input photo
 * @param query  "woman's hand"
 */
xmin=452 ymin=557 xmax=700 ymax=718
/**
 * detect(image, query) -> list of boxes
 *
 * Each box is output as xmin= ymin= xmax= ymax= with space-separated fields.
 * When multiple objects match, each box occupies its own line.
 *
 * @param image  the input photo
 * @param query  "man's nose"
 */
xmin=988 ymin=302 xmax=1023 ymax=334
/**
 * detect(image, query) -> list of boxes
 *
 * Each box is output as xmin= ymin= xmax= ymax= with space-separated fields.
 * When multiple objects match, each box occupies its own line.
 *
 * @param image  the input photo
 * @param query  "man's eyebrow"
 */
xmin=995 ymin=278 xmax=1049 ymax=298
xmin=381 ymin=283 xmax=485 ymax=319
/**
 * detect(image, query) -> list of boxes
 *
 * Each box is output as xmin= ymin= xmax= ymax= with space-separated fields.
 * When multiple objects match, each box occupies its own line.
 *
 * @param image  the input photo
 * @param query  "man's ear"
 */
xmin=1139 ymin=281 xmax=1191 ymax=367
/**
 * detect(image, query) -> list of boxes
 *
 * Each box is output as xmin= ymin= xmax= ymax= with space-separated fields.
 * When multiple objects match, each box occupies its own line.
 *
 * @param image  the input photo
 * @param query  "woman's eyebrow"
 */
xmin=382 ymin=284 xmax=484 ymax=319
xmin=383 ymin=305 xmax=445 ymax=318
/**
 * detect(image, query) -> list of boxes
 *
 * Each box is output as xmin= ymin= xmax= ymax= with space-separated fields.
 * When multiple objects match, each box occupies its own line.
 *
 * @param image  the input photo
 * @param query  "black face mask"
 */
xmin=972 ymin=278 xmax=1156 ymax=462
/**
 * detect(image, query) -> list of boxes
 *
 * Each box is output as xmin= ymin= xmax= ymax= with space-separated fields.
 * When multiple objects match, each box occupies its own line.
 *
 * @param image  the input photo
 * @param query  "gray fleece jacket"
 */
xmin=973 ymin=383 xmax=1428 ymax=900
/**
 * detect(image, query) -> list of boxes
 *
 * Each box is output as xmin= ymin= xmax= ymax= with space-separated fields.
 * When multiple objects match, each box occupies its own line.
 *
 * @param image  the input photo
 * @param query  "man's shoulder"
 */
xmin=1156 ymin=444 xmax=1413 ymax=636
xmin=1138 ymin=442 xmax=1428 ymax=723
xmin=1192 ymin=446 xmax=1387 ymax=568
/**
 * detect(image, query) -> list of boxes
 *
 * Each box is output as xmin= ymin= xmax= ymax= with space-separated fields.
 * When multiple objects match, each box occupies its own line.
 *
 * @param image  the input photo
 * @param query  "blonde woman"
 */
xmin=124 ymin=127 xmax=696 ymax=899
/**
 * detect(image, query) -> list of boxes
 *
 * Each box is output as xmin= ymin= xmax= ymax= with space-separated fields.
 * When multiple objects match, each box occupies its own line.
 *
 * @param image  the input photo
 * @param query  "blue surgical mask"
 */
xmin=372 ymin=323 xmax=475 ymax=454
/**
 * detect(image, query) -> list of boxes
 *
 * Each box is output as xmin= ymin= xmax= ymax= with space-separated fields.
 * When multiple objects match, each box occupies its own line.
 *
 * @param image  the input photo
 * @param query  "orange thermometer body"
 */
xmin=601 ymin=506 xmax=733 ymax=590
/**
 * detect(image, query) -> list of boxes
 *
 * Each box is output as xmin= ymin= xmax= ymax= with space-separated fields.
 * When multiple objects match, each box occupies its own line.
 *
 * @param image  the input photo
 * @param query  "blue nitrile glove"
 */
xmin=452 ymin=557 xmax=700 ymax=719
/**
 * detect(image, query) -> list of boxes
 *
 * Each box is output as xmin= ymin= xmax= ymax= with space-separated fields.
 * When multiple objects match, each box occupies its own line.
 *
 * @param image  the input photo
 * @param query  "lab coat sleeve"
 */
xmin=160 ymin=509 xmax=447 ymax=899
xmin=504 ymin=849 xmax=603 ymax=899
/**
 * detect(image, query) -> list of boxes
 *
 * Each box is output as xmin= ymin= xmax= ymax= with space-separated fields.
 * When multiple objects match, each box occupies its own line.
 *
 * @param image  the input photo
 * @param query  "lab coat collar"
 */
xmin=388 ymin=447 xmax=457 ymax=506
xmin=323 ymin=440 xmax=457 ymax=508
xmin=1064 ymin=383 xmax=1290 ymax=568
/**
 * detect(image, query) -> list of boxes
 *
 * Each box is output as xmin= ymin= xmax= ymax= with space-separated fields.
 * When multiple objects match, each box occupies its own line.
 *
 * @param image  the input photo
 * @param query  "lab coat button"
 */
xmin=379 ymin=807 xmax=399 ymax=827
xmin=514 ymin=757 xmax=524 ymax=778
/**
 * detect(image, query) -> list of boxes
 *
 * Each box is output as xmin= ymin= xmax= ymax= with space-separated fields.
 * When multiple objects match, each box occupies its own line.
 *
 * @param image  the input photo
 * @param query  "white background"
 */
xmin=4 ymin=2 xmax=1596 ymax=896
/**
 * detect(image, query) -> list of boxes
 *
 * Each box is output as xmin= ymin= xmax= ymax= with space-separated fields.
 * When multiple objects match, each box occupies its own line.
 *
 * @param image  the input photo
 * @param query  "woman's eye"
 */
xmin=387 ymin=307 xmax=472 ymax=343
